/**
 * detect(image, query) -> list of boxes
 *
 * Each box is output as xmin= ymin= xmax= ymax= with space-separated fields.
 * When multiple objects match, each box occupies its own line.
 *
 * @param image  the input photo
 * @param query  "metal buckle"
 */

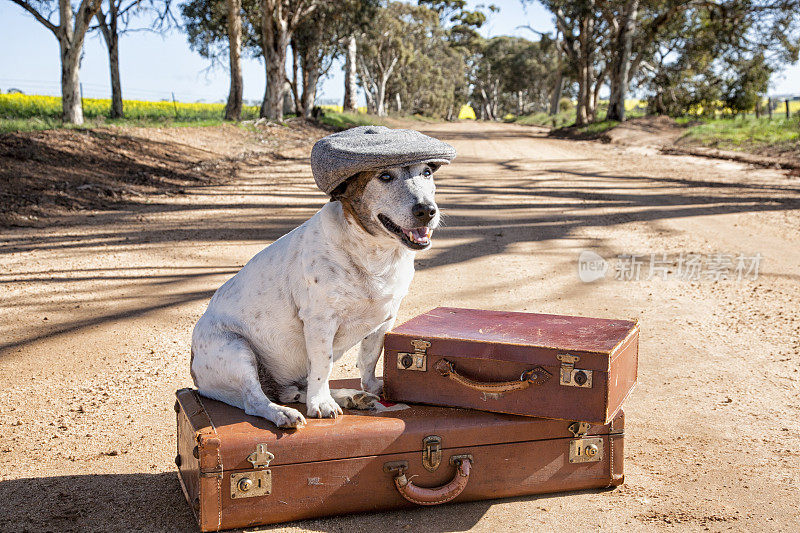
xmin=246 ymin=443 xmax=275 ymax=469
xmin=397 ymin=339 xmax=430 ymax=371
xmin=557 ymin=353 xmax=593 ymax=388
xmin=422 ymin=435 xmax=442 ymax=471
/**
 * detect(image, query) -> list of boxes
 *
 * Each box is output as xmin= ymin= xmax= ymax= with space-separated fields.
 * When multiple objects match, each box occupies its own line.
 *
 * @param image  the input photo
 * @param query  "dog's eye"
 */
xmin=423 ymin=168 xmax=432 ymax=177
xmin=379 ymin=172 xmax=393 ymax=182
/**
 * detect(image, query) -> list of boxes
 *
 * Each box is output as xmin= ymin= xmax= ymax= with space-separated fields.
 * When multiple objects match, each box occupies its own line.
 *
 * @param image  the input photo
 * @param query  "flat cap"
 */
xmin=310 ymin=126 xmax=456 ymax=194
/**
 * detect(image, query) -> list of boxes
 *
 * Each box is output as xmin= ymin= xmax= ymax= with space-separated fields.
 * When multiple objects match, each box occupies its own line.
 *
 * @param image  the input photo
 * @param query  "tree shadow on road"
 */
xmin=0 ymin=471 xmax=616 ymax=532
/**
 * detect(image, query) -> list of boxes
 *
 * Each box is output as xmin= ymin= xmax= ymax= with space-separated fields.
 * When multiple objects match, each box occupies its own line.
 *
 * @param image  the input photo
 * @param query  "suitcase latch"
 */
xmin=557 ymin=354 xmax=593 ymax=388
xmin=397 ymin=339 xmax=430 ymax=372
xmin=247 ymin=443 xmax=275 ymax=469
xmin=231 ymin=444 xmax=275 ymax=499
xmin=422 ymin=435 xmax=442 ymax=471
xmin=568 ymin=421 xmax=603 ymax=463
xmin=230 ymin=471 xmax=272 ymax=499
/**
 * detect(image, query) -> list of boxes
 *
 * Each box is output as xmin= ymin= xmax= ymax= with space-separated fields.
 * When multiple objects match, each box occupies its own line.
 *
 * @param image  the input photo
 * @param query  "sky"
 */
xmin=1 ymin=0 xmax=799 ymax=105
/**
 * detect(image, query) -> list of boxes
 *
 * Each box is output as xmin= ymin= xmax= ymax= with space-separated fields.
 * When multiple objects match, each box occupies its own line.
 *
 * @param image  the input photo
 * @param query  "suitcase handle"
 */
xmin=435 ymin=358 xmax=550 ymax=394
xmin=385 ymin=455 xmax=473 ymax=506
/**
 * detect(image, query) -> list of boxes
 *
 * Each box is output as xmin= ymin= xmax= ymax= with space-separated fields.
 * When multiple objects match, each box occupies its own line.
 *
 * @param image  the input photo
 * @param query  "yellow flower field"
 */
xmin=0 ymin=93 xmax=260 ymax=120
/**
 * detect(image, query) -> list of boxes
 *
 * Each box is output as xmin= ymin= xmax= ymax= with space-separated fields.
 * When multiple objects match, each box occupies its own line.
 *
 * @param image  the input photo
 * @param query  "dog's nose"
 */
xmin=412 ymin=202 xmax=437 ymax=224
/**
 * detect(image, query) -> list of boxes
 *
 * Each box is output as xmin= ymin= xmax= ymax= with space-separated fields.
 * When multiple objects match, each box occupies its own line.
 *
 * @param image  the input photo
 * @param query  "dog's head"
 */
xmin=330 ymin=163 xmax=440 ymax=250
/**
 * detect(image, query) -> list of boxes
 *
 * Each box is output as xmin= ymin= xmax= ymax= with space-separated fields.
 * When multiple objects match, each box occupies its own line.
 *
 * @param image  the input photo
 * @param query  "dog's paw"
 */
xmin=332 ymin=388 xmax=380 ymax=410
xmin=278 ymin=385 xmax=306 ymax=404
xmin=306 ymin=394 xmax=343 ymax=419
xmin=269 ymin=405 xmax=306 ymax=429
xmin=361 ymin=377 xmax=383 ymax=396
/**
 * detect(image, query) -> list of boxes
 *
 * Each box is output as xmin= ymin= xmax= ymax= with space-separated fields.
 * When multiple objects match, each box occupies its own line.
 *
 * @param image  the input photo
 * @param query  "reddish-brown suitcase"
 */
xmin=175 ymin=380 xmax=625 ymax=531
xmin=383 ymin=307 xmax=639 ymax=424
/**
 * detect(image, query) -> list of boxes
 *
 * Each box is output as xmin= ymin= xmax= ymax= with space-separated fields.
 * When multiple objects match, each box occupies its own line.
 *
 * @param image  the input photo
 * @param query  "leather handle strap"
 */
xmin=389 ymin=456 xmax=472 ymax=506
xmin=434 ymin=358 xmax=550 ymax=394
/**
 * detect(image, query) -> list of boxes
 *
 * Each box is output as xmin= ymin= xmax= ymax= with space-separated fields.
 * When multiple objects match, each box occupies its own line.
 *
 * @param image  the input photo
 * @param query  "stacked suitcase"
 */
xmin=175 ymin=307 xmax=639 ymax=531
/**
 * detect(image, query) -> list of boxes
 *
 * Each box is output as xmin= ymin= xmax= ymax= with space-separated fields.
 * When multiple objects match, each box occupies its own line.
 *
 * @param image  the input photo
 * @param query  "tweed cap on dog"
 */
xmin=310 ymin=126 xmax=456 ymax=194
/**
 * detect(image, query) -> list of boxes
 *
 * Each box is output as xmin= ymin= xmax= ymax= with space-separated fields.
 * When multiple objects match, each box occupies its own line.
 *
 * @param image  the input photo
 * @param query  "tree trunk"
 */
xmin=59 ymin=39 xmax=83 ymax=124
xmin=96 ymin=4 xmax=123 ymax=119
xmin=260 ymin=3 xmax=291 ymax=121
xmin=591 ymin=76 xmax=602 ymax=122
xmin=224 ymin=0 xmax=243 ymax=121
xmin=549 ymin=70 xmax=563 ymax=116
xmin=606 ymin=0 xmax=639 ymax=122
xmin=374 ymin=57 xmax=397 ymax=117
xmin=376 ymin=78 xmax=387 ymax=117
xmin=261 ymin=42 xmax=289 ymax=120
xmin=107 ymin=24 xmax=122 ymax=118
xmin=300 ymin=56 xmax=318 ymax=118
xmin=576 ymin=60 xmax=590 ymax=126
xmin=343 ymin=35 xmax=357 ymax=112
xmin=574 ymin=14 xmax=593 ymax=127
xmin=291 ymin=43 xmax=301 ymax=115
xmin=59 ymin=0 xmax=83 ymax=124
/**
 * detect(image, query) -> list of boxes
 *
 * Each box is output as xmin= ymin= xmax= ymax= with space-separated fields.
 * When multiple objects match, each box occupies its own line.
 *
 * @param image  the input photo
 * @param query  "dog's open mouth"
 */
xmin=378 ymin=214 xmax=432 ymax=250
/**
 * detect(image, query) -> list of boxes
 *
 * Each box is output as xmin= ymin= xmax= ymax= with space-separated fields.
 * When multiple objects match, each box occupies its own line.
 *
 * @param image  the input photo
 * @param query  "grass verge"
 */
xmin=316 ymin=110 xmax=387 ymax=130
xmin=678 ymin=116 xmax=799 ymax=153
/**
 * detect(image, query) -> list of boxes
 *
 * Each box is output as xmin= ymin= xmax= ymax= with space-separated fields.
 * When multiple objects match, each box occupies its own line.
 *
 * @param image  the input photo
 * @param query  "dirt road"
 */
xmin=1 ymin=121 xmax=798 ymax=532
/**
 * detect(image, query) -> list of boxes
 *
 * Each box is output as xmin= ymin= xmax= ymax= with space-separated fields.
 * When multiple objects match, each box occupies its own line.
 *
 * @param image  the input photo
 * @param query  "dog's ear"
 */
xmin=329 ymin=179 xmax=351 ymax=201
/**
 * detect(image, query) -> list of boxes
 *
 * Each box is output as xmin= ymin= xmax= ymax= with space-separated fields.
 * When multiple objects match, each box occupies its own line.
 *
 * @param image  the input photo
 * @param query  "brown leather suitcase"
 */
xmin=175 ymin=380 xmax=625 ymax=531
xmin=383 ymin=307 xmax=638 ymax=424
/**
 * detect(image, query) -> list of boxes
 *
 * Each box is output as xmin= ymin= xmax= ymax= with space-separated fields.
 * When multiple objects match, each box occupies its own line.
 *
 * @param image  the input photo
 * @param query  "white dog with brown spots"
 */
xmin=190 ymin=163 xmax=442 ymax=428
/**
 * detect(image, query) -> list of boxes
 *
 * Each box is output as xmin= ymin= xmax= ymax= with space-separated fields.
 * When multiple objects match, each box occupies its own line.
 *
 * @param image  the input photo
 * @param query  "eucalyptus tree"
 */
xmin=93 ymin=0 xmax=174 ymax=119
xmin=357 ymin=2 xmax=433 ymax=116
xmin=10 ymin=0 xmax=104 ymax=123
xmin=183 ymin=0 xmax=262 ymax=118
xmin=290 ymin=0 xmax=378 ymax=117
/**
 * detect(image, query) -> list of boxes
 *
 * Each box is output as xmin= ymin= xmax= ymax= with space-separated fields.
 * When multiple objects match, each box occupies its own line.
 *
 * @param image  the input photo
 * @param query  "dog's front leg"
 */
xmin=358 ymin=318 xmax=395 ymax=396
xmin=303 ymin=319 xmax=344 ymax=419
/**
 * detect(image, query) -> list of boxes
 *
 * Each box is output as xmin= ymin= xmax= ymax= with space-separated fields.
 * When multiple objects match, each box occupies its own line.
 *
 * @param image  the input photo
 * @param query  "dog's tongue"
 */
xmin=405 ymin=227 xmax=431 ymax=245
xmin=411 ymin=227 xmax=428 ymax=240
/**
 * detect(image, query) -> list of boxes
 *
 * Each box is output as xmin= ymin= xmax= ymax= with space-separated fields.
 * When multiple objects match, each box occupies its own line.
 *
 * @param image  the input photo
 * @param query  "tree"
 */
xmin=357 ymin=2 xmax=427 ymax=116
xmin=386 ymin=16 xmax=467 ymax=118
xmin=259 ymin=0 xmax=320 ymax=120
xmin=183 ymin=0 xmax=263 ymax=120
xmin=603 ymin=0 xmax=639 ymax=122
xmin=11 ymin=0 xmax=104 ymax=124
xmin=342 ymin=35 xmax=357 ymax=112
xmin=290 ymin=0 xmax=378 ymax=118
xmin=468 ymin=35 xmax=556 ymax=119
xmin=224 ymin=0 xmax=243 ymax=120
xmin=638 ymin=0 xmax=800 ymax=116
xmin=93 ymin=0 xmax=173 ymax=119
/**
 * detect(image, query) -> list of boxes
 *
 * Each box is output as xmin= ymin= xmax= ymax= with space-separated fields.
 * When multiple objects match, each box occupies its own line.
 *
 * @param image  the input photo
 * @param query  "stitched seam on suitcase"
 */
xmin=609 ymin=420 xmax=614 ymax=485
xmin=192 ymin=391 xmax=222 ymax=532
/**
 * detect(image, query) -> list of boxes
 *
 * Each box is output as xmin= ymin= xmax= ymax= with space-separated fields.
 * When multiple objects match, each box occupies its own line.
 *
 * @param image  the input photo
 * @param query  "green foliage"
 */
xmin=315 ymin=110 xmax=386 ymax=130
xmin=514 ymin=109 xmax=575 ymax=129
xmin=680 ymin=116 xmax=800 ymax=150
xmin=642 ymin=1 xmax=800 ymax=116
xmin=385 ymin=5 xmax=468 ymax=117
xmin=181 ymin=0 xmax=263 ymax=62
xmin=577 ymin=120 xmax=620 ymax=135
xmin=558 ymin=97 xmax=574 ymax=113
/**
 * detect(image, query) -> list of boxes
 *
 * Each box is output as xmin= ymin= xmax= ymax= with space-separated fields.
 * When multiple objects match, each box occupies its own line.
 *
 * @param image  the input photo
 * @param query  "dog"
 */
xmin=190 ymin=162 xmax=441 ymax=428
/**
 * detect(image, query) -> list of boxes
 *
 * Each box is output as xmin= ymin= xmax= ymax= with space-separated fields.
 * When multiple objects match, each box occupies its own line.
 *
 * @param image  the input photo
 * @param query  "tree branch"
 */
xmin=9 ymin=0 xmax=58 ymax=35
